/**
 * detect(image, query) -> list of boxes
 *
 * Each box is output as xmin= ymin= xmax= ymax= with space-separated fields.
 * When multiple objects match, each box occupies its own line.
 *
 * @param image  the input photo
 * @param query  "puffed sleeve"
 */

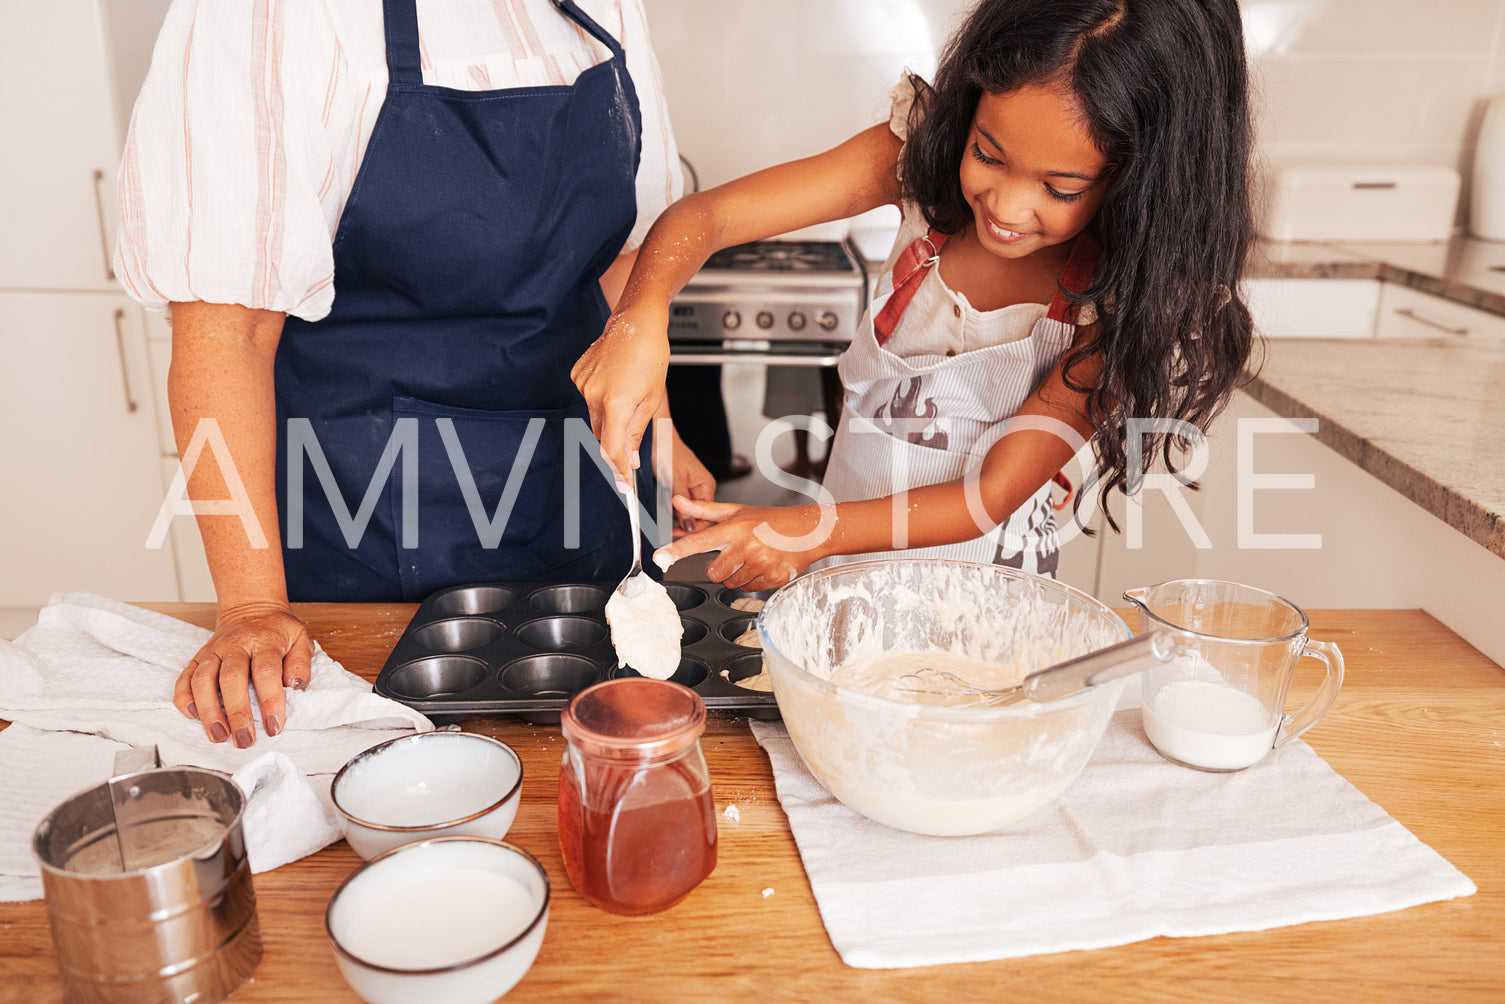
xmin=115 ymin=0 xmax=348 ymax=321
xmin=613 ymin=0 xmax=683 ymax=251
xmin=888 ymin=73 xmax=921 ymax=142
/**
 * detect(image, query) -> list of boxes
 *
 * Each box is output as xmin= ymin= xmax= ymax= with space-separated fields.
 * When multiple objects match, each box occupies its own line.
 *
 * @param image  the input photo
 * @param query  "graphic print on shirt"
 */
xmin=872 ymin=376 xmax=948 ymax=450
xmin=993 ymin=497 xmax=1060 ymax=576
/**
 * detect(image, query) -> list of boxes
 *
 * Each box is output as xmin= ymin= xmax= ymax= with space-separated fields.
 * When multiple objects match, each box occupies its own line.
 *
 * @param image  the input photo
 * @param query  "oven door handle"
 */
xmin=667 ymin=350 xmax=844 ymax=366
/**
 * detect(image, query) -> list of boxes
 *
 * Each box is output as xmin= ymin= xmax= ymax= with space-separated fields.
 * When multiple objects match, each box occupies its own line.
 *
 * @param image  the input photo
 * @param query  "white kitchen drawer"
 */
xmin=1240 ymin=277 xmax=1380 ymax=339
xmin=1374 ymin=282 xmax=1505 ymax=340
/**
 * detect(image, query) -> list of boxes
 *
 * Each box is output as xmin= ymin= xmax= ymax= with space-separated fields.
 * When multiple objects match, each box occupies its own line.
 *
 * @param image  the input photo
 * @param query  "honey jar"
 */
xmin=558 ymin=678 xmax=717 ymax=914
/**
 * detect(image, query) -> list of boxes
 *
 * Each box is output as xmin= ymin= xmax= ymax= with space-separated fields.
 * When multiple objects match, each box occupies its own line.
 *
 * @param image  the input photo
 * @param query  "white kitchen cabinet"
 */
xmin=0 ymin=0 xmax=122 ymax=292
xmin=1374 ymin=281 xmax=1505 ymax=341
xmin=1 ymin=0 xmax=193 ymax=604
xmin=0 ymin=291 xmax=179 ymax=604
xmin=1241 ymin=277 xmax=1380 ymax=339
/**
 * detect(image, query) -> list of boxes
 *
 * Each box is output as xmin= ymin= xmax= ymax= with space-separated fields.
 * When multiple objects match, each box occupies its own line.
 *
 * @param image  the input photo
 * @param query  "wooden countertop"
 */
xmin=3 ymin=603 xmax=1503 ymax=1002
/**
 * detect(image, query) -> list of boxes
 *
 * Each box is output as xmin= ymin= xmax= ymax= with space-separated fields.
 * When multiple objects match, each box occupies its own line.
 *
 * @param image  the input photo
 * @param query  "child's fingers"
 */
xmin=672 ymin=494 xmax=744 ymax=523
xmin=652 ymin=526 xmax=725 ymax=570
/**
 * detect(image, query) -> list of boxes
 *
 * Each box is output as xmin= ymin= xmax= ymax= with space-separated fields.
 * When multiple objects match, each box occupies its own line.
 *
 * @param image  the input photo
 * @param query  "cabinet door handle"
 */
xmin=1394 ymin=307 xmax=1467 ymax=336
xmin=92 ymin=169 xmax=116 ymax=282
xmin=113 ymin=309 xmax=139 ymax=413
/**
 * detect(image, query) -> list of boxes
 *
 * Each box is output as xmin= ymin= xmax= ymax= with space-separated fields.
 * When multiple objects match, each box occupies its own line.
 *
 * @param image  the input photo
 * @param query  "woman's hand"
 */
xmin=173 ymin=601 xmax=313 ymax=747
xmin=653 ymin=496 xmax=833 ymax=590
xmin=663 ymin=428 xmax=717 ymax=538
xmin=571 ymin=305 xmax=670 ymax=483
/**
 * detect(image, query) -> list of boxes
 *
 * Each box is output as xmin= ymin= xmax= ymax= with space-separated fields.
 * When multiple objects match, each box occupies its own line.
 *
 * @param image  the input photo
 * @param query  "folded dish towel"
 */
xmin=0 ymin=593 xmax=432 ymax=901
xmin=751 ymin=706 xmax=1475 ymax=969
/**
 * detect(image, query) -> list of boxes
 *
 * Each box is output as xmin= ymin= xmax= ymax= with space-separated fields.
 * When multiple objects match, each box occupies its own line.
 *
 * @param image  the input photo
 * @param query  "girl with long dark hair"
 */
xmin=574 ymin=0 xmax=1256 ymax=590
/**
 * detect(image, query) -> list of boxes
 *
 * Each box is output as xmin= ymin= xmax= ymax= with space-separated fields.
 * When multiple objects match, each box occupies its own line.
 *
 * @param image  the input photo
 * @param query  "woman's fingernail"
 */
xmin=209 ymin=722 xmax=229 ymax=743
xmin=186 ymin=702 xmax=198 ymax=719
xmin=631 ymin=450 xmax=640 ymax=468
xmin=292 ymin=677 xmax=307 ymax=691
xmin=265 ymin=714 xmax=282 ymax=738
xmin=234 ymin=727 xmax=253 ymax=749
xmin=680 ymin=517 xmax=695 ymax=533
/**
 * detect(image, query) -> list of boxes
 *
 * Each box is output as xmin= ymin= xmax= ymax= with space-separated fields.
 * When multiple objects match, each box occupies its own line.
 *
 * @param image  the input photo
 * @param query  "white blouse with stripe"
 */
xmin=114 ymin=0 xmax=682 ymax=322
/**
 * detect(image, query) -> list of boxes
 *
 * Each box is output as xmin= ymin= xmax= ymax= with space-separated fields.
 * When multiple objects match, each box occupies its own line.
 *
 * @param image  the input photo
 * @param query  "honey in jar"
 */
xmin=558 ymin=678 xmax=717 ymax=914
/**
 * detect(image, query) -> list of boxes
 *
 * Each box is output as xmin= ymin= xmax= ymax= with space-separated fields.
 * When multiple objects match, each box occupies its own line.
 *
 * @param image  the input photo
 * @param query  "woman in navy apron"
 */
xmin=157 ymin=0 xmax=668 ymax=747
xmin=275 ymin=0 xmax=646 ymax=602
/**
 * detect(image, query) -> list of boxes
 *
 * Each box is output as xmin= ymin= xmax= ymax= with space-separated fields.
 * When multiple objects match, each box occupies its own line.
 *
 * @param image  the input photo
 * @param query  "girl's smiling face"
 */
xmin=959 ymin=81 xmax=1109 ymax=260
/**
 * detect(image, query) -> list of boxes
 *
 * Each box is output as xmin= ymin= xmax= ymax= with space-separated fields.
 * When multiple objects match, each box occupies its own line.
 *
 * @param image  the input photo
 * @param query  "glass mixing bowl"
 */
xmin=758 ymin=559 xmax=1131 ymax=836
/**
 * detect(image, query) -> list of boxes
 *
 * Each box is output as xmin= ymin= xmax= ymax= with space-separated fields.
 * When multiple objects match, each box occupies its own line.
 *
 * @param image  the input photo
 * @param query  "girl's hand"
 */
xmin=654 ymin=496 xmax=832 ymax=590
xmin=571 ymin=305 xmax=670 ymax=483
xmin=173 ymin=602 xmax=312 ymax=747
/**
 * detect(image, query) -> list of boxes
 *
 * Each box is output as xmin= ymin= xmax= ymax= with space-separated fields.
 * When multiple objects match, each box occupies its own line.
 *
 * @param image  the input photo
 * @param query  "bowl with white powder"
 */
xmin=758 ymin=559 xmax=1130 ymax=836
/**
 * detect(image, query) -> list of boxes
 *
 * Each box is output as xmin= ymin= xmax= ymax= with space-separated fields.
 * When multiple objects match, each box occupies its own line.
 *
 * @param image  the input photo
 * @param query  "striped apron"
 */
xmin=820 ymin=228 xmax=1098 ymax=576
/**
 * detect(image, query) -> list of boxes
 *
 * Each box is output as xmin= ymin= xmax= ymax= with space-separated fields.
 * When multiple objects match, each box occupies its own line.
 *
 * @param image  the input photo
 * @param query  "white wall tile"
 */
xmin=1245 ymin=0 xmax=1502 ymax=58
xmin=644 ymin=0 xmax=1505 ymax=231
xmin=644 ymin=0 xmax=959 ymax=189
xmin=1255 ymin=56 xmax=1487 ymax=148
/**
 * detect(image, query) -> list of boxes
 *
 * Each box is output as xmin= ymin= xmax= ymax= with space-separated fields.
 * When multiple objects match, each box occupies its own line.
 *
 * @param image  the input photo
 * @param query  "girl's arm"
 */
xmin=655 ymin=333 xmax=1101 ymax=590
xmin=166 ymin=302 xmax=313 ymax=747
xmin=572 ymin=123 xmax=904 ymax=482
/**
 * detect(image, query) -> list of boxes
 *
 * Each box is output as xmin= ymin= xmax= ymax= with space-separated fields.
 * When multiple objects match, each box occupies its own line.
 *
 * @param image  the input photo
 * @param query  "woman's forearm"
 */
xmin=167 ymin=301 xmax=289 ymax=608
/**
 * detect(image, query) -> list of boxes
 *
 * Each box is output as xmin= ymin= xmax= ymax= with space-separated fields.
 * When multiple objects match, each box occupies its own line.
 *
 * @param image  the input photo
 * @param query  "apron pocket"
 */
xmin=390 ymin=394 xmax=622 ymax=598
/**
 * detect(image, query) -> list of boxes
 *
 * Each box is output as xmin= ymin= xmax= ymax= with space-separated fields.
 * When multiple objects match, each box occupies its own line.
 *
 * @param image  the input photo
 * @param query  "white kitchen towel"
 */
xmin=751 ymin=711 xmax=1476 ymax=969
xmin=0 ymin=593 xmax=432 ymax=901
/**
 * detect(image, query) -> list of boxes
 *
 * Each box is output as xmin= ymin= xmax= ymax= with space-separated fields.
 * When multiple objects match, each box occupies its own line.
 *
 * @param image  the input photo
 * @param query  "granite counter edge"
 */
xmin=1239 ymin=373 xmax=1505 ymax=561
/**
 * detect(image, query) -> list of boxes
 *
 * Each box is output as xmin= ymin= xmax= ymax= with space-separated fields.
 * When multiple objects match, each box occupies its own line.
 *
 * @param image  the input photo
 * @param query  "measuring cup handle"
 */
xmin=1275 ymin=639 xmax=1345 ymax=747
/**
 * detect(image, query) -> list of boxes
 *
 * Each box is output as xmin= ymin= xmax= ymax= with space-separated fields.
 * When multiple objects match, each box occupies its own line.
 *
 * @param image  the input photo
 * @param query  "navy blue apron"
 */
xmin=274 ymin=0 xmax=648 ymax=602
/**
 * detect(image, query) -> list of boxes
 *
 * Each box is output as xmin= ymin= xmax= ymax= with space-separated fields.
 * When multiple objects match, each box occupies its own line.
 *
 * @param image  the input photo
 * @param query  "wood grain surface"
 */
xmin=2 ymin=605 xmax=1501 ymax=1003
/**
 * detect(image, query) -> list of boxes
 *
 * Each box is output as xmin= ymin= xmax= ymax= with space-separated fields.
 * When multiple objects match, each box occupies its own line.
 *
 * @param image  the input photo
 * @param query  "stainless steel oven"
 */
xmin=666 ymin=239 xmax=868 ymax=366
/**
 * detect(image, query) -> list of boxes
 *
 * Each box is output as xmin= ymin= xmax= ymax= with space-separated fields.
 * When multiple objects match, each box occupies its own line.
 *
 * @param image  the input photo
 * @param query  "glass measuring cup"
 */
xmin=1123 ymin=579 xmax=1345 ymax=771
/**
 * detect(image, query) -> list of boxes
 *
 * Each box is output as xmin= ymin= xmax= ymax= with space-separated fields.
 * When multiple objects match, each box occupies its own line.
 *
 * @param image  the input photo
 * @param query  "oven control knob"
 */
xmin=722 ymin=310 xmax=742 ymax=330
xmin=817 ymin=311 xmax=840 ymax=331
xmin=756 ymin=311 xmax=775 ymax=330
xmin=788 ymin=311 xmax=807 ymax=331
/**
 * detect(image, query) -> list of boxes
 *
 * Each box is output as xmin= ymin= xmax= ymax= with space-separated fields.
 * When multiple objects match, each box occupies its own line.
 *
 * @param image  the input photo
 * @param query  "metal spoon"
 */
xmin=613 ymin=473 xmax=650 ymax=599
xmin=899 ymin=630 xmax=1186 ymax=707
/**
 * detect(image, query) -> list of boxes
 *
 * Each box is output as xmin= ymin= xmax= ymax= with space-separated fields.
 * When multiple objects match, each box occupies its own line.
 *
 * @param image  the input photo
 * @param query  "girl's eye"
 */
xmin=969 ymin=141 xmax=1001 ymax=167
xmin=1046 ymin=186 xmax=1086 ymax=204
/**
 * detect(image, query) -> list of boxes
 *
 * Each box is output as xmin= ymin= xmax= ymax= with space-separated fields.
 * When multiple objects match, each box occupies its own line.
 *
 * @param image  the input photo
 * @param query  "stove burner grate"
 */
xmin=703 ymin=241 xmax=858 ymax=274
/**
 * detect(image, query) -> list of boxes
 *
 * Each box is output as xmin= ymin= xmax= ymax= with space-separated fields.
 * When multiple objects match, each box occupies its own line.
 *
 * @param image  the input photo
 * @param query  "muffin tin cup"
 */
xmin=375 ymin=580 xmax=780 ymax=722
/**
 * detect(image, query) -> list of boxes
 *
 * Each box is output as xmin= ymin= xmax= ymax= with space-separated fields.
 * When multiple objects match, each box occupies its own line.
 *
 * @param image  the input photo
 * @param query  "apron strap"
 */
xmin=381 ymin=0 xmax=423 ymax=86
xmin=873 ymin=228 xmax=947 ymax=346
xmin=550 ymin=0 xmax=625 ymax=57
xmin=383 ymin=0 xmax=623 ymax=87
xmin=1046 ymin=232 xmax=1101 ymax=324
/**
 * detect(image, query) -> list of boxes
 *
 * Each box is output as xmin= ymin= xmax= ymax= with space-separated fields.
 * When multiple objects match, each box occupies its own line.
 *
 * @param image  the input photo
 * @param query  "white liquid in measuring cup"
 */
xmin=339 ymin=868 xmax=536 ymax=969
xmin=1143 ymin=680 xmax=1279 ymax=770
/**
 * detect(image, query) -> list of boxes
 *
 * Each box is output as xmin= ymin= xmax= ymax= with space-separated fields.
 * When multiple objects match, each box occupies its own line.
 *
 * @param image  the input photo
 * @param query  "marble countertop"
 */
xmin=1243 ymin=337 xmax=1505 ymax=559
xmin=1251 ymin=234 xmax=1505 ymax=316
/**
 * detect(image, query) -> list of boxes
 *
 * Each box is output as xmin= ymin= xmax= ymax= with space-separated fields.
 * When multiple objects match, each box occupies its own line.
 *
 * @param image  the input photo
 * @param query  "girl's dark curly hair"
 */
xmin=901 ymin=0 xmax=1256 ymax=531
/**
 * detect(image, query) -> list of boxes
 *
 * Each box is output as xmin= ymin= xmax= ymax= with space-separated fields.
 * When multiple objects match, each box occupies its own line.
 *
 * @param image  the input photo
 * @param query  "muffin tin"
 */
xmin=375 ymin=580 xmax=778 ymax=723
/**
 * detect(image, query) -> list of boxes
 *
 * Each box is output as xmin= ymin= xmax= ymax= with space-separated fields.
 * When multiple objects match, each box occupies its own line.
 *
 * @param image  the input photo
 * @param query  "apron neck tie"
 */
xmin=873 ymin=228 xmax=948 ymax=346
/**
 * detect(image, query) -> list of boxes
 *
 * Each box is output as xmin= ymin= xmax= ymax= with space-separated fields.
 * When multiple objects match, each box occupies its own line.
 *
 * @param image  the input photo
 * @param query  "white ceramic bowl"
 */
xmin=332 ymin=732 xmax=522 ymax=860
xmin=759 ymin=559 xmax=1131 ymax=836
xmin=326 ymin=837 xmax=549 ymax=1004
